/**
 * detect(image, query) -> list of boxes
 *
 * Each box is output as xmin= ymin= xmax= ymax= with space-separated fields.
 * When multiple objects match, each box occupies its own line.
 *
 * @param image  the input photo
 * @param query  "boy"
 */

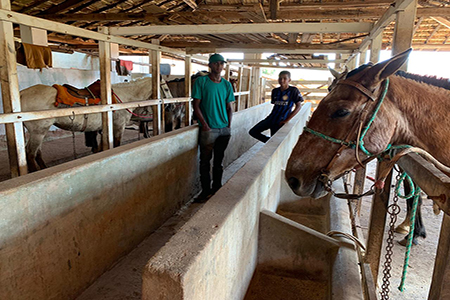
xmin=249 ymin=71 xmax=303 ymax=143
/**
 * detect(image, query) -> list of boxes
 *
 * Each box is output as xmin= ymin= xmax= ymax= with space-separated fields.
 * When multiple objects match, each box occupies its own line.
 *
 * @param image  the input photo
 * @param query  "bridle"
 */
xmin=303 ymin=77 xmax=390 ymax=194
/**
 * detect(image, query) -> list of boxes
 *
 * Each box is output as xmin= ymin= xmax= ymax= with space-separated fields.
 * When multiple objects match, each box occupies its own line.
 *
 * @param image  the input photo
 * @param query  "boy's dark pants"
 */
xmin=249 ymin=117 xmax=283 ymax=143
xmin=199 ymin=127 xmax=231 ymax=193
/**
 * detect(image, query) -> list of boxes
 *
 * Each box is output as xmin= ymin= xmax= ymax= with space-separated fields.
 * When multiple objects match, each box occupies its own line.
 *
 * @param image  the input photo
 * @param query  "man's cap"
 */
xmin=209 ymin=54 xmax=226 ymax=64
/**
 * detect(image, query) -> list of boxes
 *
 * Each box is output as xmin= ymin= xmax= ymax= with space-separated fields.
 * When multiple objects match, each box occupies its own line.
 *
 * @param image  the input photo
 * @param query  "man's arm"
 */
xmin=226 ymin=101 xmax=233 ymax=128
xmin=193 ymin=98 xmax=211 ymax=131
xmin=280 ymin=102 xmax=302 ymax=125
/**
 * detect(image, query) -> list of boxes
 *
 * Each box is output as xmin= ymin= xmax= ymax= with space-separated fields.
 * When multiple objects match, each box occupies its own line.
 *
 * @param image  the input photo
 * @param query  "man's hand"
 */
xmin=279 ymin=120 xmax=288 ymax=126
xmin=202 ymin=124 xmax=211 ymax=131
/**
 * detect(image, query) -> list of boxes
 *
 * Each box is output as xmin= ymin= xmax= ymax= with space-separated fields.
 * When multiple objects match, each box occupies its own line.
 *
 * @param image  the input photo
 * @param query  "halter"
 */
xmin=304 ymin=78 xmax=390 ymax=193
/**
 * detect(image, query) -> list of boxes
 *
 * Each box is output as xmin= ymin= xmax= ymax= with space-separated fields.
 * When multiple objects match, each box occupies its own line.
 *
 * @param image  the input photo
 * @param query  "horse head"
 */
xmin=286 ymin=49 xmax=412 ymax=198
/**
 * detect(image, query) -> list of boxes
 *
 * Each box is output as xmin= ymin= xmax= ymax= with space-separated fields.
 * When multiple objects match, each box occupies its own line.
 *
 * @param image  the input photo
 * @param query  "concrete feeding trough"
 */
xmin=143 ymin=102 xmax=363 ymax=300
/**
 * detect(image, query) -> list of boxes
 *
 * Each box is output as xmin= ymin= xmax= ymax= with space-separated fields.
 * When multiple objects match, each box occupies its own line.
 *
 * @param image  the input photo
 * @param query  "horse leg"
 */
xmin=35 ymin=149 xmax=47 ymax=169
xmin=84 ymin=131 xmax=100 ymax=153
xmin=398 ymin=181 xmax=426 ymax=246
xmin=395 ymin=177 xmax=413 ymax=234
xmin=25 ymin=131 xmax=48 ymax=172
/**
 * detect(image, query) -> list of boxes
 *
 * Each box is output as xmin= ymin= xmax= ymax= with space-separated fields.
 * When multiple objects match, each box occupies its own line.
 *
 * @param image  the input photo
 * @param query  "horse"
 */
xmin=327 ymin=62 xmax=430 ymax=245
xmin=285 ymin=49 xmax=450 ymax=245
xmin=20 ymin=77 xmax=153 ymax=172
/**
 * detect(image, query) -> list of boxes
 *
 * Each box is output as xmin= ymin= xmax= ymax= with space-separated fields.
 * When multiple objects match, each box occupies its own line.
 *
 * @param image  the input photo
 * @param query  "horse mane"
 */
xmin=346 ymin=63 xmax=450 ymax=91
xmin=395 ymin=71 xmax=450 ymax=91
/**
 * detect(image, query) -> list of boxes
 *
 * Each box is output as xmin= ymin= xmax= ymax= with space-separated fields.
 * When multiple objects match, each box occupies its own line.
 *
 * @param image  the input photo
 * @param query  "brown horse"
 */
xmin=285 ymin=49 xmax=450 ymax=200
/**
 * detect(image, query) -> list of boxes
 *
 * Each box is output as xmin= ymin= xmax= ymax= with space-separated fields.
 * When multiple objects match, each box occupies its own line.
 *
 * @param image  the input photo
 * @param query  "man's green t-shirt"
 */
xmin=192 ymin=75 xmax=235 ymax=129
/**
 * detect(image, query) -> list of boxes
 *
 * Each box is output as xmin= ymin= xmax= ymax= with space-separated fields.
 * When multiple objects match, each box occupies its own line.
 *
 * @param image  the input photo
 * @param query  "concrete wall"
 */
xmin=142 ymin=103 xmax=311 ymax=300
xmin=0 ymin=102 xmax=270 ymax=300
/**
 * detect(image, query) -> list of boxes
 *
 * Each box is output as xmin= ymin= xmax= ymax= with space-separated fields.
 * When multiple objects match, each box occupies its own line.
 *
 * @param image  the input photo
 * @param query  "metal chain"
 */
xmin=380 ymin=172 xmax=402 ymax=300
xmin=69 ymin=112 xmax=77 ymax=160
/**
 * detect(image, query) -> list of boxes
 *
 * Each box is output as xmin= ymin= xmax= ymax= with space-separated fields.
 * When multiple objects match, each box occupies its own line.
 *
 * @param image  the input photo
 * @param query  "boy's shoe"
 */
xmin=194 ymin=190 xmax=213 ymax=203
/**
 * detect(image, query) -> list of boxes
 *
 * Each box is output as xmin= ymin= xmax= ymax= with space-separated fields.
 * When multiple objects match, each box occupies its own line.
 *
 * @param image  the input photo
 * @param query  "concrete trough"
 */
xmin=0 ymin=103 xmax=271 ymax=300
xmin=143 ymin=102 xmax=363 ymax=300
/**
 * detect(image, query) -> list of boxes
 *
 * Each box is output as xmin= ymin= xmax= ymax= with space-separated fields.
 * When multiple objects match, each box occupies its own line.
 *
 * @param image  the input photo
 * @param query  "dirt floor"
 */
xmin=352 ymin=160 xmax=443 ymax=300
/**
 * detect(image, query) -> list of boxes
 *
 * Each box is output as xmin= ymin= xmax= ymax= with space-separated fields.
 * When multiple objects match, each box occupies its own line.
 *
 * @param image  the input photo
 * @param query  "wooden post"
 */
xmin=150 ymin=40 xmax=161 ymax=135
xmin=98 ymin=27 xmax=114 ymax=150
xmin=370 ymin=33 xmax=383 ymax=63
xmin=364 ymin=160 xmax=393 ymax=282
xmin=335 ymin=53 xmax=342 ymax=70
xmin=245 ymin=68 xmax=251 ymax=109
xmin=359 ymin=48 xmax=368 ymax=66
xmin=353 ymin=168 xmax=367 ymax=216
xmin=225 ymin=63 xmax=230 ymax=81
xmin=236 ymin=66 xmax=243 ymax=111
xmin=392 ymin=0 xmax=417 ymax=70
xmin=429 ymin=214 xmax=450 ymax=299
xmin=184 ymin=55 xmax=192 ymax=126
xmin=346 ymin=55 xmax=357 ymax=70
xmin=0 ymin=0 xmax=27 ymax=176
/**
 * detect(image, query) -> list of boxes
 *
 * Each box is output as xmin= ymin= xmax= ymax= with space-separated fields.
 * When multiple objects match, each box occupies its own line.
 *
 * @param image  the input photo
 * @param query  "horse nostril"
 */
xmin=288 ymin=177 xmax=300 ymax=190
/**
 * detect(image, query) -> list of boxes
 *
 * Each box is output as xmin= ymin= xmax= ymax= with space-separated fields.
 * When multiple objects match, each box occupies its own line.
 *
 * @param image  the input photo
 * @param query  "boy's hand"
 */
xmin=279 ymin=120 xmax=288 ymax=125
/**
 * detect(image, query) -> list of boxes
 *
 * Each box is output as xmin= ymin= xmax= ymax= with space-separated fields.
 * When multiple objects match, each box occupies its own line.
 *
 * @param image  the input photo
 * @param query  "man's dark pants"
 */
xmin=249 ymin=117 xmax=282 ymax=143
xmin=199 ymin=127 xmax=231 ymax=193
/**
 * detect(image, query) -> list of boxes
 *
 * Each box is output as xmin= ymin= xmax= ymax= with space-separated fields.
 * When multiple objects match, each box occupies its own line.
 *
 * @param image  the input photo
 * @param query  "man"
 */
xmin=249 ymin=71 xmax=303 ymax=143
xmin=192 ymin=54 xmax=235 ymax=202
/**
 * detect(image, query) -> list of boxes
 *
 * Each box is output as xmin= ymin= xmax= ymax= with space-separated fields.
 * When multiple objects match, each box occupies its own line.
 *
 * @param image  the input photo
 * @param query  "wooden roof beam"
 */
xmin=110 ymin=22 xmax=373 ymax=36
xmin=270 ymin=0 xmax=279 ymax=20
xmin=40 ymin=7 xmax=450 ymax=22
xmin=357 ymin=0 xmax=416 ymax=53
xmin=198 ymin=0 xmax=393 ymax=11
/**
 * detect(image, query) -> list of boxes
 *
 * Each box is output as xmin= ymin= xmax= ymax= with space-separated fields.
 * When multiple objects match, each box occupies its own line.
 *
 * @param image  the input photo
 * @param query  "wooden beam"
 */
xmin=392 ymin=0 xmax=417 ymax=59
xmin=426 ymin=24 xmax=441 ymax=44
xmin=198 ymin=0 xmax=393 ymax=10
xmin=228 ymin=58 xmax=345 ymax=64
xmin=40 ymin=7 xmax=450 ymax=23
xmin=369 ymin=32 xmax=383 ymax=63
xmin=429 ymin=215 xmax=450 ymax=300
xmin=182 ymin=0 xmax=197 ymax=10
xmin=431 ymin=16 xmax=450 ymax=30
xmin=0 ymin=8 xmax=185 ymax=55
xmin=0 ymin=0 xmax=27 ymax=176
xmin=184 ymin=55 xmax=192 ymax=127
xmin=358 ymin=0 xmax=415 ymax=52
xmin=98 ymin=27 xmax=114 ymax=150
xmin=269 ymin=0 xmax=280 ymax=20
xmin=110 ymin=22 xmax=373 ymax=36
xmin=364 ymin=160 xmax=393 ymax=283
xmin=151 ymin=39 xmax=162 ymax=136
xmin=253 ymin=3 xmax=268 ymax=23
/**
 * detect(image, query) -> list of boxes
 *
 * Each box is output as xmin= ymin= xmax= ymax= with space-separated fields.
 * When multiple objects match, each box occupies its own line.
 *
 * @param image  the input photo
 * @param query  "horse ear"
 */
xmin=366 ymin=48 xmax=412 ymax=83
xmin=328 ymin=66 xmax=340 ymax=79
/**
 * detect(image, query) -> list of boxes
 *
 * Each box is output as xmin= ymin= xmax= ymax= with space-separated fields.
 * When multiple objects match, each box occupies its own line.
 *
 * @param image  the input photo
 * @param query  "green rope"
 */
xmin=358 ymin=78 xmax=390 ymax=156
xmin=303 ymin=127 xmax=356 ymax=148
xmin=398 ymin=174 xmax=421 ymax=292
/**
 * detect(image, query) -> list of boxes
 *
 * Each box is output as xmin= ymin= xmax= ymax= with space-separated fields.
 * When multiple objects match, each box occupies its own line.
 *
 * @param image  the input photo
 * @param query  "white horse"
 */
xmin=20 ymin=77 xmax=153 ymax=171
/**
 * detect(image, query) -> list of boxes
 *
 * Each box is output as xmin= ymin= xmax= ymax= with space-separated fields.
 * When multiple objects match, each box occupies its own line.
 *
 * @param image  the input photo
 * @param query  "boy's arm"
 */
xmin=193 ymin=98 xmax=211 ymax=131
xmin=280 ymin=101 xmax=302 ymax=125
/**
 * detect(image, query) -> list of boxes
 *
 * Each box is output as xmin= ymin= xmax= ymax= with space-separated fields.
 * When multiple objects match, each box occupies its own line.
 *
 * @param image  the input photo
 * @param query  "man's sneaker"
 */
xmin=194 ymin=190 xmax=213 ymax=203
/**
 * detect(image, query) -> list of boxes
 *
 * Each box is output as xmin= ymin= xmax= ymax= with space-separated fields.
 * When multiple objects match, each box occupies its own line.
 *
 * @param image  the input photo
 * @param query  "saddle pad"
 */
xmin=53 ymin=84 xmax=101 ymax=107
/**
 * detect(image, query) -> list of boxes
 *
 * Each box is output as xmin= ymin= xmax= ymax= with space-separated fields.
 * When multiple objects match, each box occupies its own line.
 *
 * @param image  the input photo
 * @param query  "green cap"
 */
xmin=209 ymin=54 xmax=226 ymax=63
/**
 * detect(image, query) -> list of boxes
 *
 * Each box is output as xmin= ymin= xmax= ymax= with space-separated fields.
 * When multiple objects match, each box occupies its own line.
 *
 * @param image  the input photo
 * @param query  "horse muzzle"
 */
xmin=286 ymin=175 xmax=328 ymax=199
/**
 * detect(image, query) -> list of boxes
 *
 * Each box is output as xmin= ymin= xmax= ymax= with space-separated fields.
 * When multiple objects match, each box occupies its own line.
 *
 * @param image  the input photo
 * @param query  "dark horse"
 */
xmin=286 ymin=49 xmax=450 ymax=244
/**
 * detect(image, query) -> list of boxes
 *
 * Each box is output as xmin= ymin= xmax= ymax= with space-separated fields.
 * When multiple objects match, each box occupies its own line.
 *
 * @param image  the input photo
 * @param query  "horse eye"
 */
xmin=331 ymin=109 xmax=350 ymax=119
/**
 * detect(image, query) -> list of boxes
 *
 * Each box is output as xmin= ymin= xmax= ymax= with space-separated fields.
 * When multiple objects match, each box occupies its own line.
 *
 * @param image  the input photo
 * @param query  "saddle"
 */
xmin=54 ymin=80 xmax=102 ymax=107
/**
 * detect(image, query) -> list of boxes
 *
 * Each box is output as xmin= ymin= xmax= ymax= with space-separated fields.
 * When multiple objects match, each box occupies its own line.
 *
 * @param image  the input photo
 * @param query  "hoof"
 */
xmin=395 ymin=225 xmax=410 ymax=235
xmin=398 ymin=237 xmax=419 ymax=247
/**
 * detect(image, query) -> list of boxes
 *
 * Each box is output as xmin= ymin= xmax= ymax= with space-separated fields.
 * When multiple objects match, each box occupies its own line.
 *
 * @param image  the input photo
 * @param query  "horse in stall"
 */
xmin=20 ymin=77 xmax=153 ymax=172
xmin=328 ymin=62 xmax=429 ymax=245
xmin=286 ymin=49 xmax=450 ymax=245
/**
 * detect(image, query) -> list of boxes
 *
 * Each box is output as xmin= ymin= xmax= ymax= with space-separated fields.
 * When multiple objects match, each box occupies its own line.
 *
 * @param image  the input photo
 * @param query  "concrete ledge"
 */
xmin=143 ymin=103 xmax=311 ymax=300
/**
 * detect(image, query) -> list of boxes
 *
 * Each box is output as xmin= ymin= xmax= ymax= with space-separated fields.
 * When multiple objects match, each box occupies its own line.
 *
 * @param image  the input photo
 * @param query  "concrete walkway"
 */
xmin=76 ymin=142 xmax=265 ymax=300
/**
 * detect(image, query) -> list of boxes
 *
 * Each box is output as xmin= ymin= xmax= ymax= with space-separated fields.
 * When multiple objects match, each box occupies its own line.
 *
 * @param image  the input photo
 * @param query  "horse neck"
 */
xmin=387 ymin=76 xmax=450 ymax=164
xmin=112 ymin=78 xmax=153 ymax=102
